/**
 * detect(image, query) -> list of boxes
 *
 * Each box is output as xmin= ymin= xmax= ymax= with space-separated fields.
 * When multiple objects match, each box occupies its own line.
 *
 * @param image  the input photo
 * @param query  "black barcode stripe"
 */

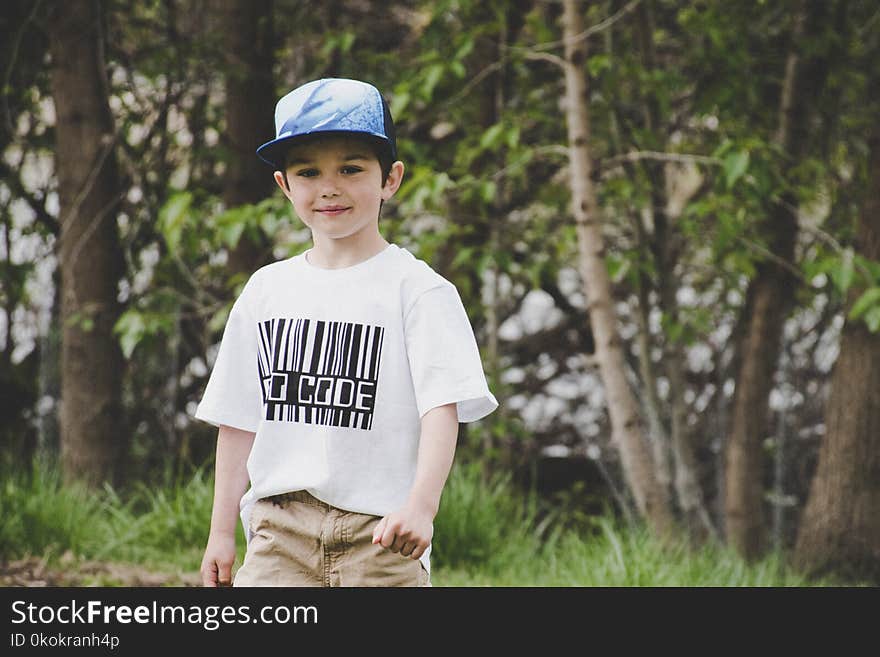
xmin=324 ymin=321 xmax=338 ymax=376
xmin=296 ymin=319 xmax=307 ymax=371
xmin=321 ymin=322 xmax=334 ymax=425
xmin=348 ymin=324 xmax=362 ymax=377
xmin=312 ymin=320 xmax=326 ymax=375
xmin=337 ymin=323 xmax=352 ymax=428
xmin=339 ymin=323 xmax=351 ymax=376
xmin=258 ymin=320 xmax=274 ymax=411
xmin=272 ymin=318 xmax=286 ymax=371
xmin=359 ymin=325 xmax=371 ymax=379
xmin=368 ymin=326 xmax=382 ymax=379
xmin=258 ymin=320 xmax=272 ymax=374
xmin=327 ymin=323 xmax=338 ymax=428
xmin=287 ymin=319 xmax=297 ymax=371
xmin=333 ymin=323 xmax=342 ymax=376
xmin=281 ymin=319 xmax=291 ymax=371
xmin=367 ymin=327 xmax=383 ymax=430
xmin=331 ymin=321 xmax=343 ymax=376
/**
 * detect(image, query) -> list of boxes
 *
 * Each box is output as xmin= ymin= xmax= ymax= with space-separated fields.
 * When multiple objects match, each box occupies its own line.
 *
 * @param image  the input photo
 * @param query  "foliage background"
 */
xmin=1 ymin=0 xmax=878 ymax=583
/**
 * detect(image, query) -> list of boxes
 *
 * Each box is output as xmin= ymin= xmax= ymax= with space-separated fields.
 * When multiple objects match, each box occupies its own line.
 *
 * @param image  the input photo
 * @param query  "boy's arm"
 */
xmin=372 ymin=403 xmax=458 ymax=560
xmin=200 ymin=425 xmax=255 ymax=587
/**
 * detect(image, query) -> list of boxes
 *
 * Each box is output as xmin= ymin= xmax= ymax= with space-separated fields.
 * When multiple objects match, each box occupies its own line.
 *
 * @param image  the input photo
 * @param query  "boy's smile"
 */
xmin=315 ymin=204 xmax=352 ymax=217
xmin=274 ymin=136 xmax=404 ymax=252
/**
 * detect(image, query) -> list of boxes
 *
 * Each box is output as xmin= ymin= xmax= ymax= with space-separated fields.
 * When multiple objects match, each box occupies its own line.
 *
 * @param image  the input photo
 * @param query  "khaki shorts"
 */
xmin=233 ymin=490 xmax=431 ymax=587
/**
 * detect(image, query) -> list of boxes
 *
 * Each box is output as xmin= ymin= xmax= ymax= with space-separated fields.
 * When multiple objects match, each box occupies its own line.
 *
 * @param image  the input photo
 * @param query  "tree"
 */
xmin=561 ymin=0 xmax=674 ymax=537
xmin=48 ymin=0 xmax=125 ymax=486
xmin=793 ymin=118 xmax=880 ymax=583
xmin=724 ymin=1 xmax=830 ymax=558
xmin=630 ymin=0 xmax=715 ymax=541
xmin=216 ymin=0 xmax=276 ymax=275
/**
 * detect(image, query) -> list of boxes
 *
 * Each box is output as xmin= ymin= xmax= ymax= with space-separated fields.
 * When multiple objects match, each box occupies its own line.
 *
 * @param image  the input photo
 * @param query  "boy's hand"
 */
xmin=372 ymin=502 xmax=434 ymax=560
xmin=200 ymin=531 xmax=237 ymax=587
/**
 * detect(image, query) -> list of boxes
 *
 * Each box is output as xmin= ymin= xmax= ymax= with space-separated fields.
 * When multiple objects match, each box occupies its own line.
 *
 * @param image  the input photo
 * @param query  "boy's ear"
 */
xmin=274 ymin=170 xmax=291 ymax=196
xmin=381 ymin=161 xmax=405 ymax=200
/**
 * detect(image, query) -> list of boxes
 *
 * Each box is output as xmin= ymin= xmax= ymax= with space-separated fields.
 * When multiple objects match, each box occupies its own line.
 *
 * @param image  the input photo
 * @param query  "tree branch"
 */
xmin=512 ymin=0 xmax=642 ymax=53
xmin=603 ymin=150 xmax=722 ymax=168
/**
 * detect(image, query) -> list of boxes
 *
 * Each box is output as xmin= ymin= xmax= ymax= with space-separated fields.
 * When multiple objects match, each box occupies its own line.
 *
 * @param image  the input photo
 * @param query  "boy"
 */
xmin=196 ymin=78 xmax=498 ymax=586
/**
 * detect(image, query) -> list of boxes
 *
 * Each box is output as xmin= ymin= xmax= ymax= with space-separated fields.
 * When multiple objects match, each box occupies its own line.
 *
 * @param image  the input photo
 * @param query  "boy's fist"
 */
xmin=201 ymin=532 xmax=236 ymax=587
xmin=372 ymin=505 xmax=433 ymax=560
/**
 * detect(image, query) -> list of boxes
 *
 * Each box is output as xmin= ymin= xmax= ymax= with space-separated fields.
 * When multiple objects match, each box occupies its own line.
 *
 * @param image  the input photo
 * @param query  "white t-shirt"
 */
xmin=194 ymin=243 xmax=498 ymax=573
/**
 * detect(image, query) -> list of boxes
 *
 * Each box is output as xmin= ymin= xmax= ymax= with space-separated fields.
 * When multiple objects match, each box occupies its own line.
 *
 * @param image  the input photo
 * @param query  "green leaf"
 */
xmin=711 ymin=139 xmax=733 ymax=159
xmin=480 ymin=123 xmax=505 ymax=151
xmin=666 ymin=319 xmax=684 ymax=344
xmin=215 ymin=207 xmax=247 ymax=248
xmin=158 ymin=192 xmax=193 ymax=254
xmin=114 ymin=311 xmax=146 ymax=360
xmin=390 ymin=90 xmax=410 ymax=119
xmin=848 ymin=287 xmax=880 ymax=321
xmin=506 ymin=125 xmax=520 ymax=149
xmin=454 ymin=37 xmax=475 ymax=61
xmin=854 ymin=254 xmax=880 ymax=282
xmin=452 ymin=246 xmax=475 ymax=269
xmin=480 ymin=181 xmax=497 ymax=204
xmin=339 ymin=32 xmax=356 ymax=53
xmin=422 ymin=63 xmax=444 ymax=99
xmin=723 ymin=150 xmax=749 ymax=188
xmin=865 ymin=306 xmax=880 ymax=333
xmin=831 ymin=248 xmax=855 ymax=293
xmin=587 ymin=54 xmax=611 ymax=77
xmin=209 ymin=304 xmax=232 ymax=334
xmin=606 ymin=253 xmax=630 ymax=283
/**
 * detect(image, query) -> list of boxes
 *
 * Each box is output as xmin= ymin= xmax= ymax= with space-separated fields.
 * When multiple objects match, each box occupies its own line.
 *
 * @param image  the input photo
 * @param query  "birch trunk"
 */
xmin=602 ymin=10 xmax=673 ymax=501
xmin=48 ymin=0 xmax=125 ymax=487
xmin=562 ymin=0 xmax=674 ymax=536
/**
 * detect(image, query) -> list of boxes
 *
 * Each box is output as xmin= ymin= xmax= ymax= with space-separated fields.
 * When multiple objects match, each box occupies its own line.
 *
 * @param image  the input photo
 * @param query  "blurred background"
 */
xmin=1 ymin=0 xmax=878 ymax=585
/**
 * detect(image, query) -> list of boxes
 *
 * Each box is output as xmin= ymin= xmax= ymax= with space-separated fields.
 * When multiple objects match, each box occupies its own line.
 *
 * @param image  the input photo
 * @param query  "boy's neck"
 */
xmin=306 ymin=231 xmax=390 ymax=270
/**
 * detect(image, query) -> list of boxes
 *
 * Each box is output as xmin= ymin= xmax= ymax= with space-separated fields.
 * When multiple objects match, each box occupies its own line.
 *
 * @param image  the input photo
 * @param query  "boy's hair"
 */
xmin=257 ymin=78 xmax=397 ymax=180
xmin=278 ymin=133 xmax=395 ymax=191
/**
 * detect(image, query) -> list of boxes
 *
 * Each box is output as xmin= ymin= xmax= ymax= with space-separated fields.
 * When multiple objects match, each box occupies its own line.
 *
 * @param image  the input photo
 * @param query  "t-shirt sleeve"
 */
xmin=194 ymin=283 xmax=262 ymax=433
xmin=404 ymin=283 xmax=499 ymax=423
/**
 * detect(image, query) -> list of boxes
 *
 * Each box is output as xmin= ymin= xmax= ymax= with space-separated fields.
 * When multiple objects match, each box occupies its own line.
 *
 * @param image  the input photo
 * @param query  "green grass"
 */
xmin=0 ymin=461 xmax=243 ymax=578
xmin=431 ymin=462 xmax=826 ymax=586
xmin=0 ymin=459 xmax=835 ymax=586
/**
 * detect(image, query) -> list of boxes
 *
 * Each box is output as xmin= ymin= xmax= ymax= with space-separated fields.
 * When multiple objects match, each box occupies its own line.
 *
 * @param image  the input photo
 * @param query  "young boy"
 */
xmin=196 ymin=78 xmax=498 ymax=587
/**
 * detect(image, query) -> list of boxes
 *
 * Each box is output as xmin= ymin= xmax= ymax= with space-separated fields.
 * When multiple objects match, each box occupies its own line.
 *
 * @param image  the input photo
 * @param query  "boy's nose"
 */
xmin=319 ymin=180 xmax=341 ymax=197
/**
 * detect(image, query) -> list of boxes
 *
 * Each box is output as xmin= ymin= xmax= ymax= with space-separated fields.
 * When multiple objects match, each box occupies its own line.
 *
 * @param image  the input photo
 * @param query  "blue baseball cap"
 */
xmin=256 ymin=78 xmax=397 ymax=170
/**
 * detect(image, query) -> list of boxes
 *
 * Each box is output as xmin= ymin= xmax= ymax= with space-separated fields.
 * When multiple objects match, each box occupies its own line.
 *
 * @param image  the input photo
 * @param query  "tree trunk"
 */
xmin=602 ymin=3 xmax=673 ymax=505
xmin=793 ymin=125 xmax=880 ymax=584
xmin=48 ymin=0 xmax=125 ymax=487
xmin=724 ymin=2 xmax=829 ymax=559
xmin=216 ymin=0 xmax=275 ymax=274
xmin=562 ymin=0 xmax=674 ymax=537
xmin=634 ymin=0 xmax=716 ymax=542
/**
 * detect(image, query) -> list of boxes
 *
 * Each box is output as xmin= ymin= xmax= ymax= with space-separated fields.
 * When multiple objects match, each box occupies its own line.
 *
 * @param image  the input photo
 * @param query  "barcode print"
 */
xmin=257 ymin=318 xmax=385 ymax=430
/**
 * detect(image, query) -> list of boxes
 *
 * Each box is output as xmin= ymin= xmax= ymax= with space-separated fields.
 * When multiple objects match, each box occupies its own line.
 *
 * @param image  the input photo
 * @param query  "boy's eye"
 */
xmin=295 ymin=168 xmax=319 ymax=177
xmin=341 ymin=165 xmax=363 ymax=174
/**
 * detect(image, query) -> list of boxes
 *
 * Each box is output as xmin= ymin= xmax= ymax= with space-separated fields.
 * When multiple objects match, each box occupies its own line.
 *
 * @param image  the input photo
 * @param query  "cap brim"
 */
xmin=256 ymin=131 xmax=393 ymax=169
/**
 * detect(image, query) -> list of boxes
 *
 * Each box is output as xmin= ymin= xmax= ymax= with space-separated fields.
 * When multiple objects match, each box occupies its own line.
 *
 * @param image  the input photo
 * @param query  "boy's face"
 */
xmin=274 ymin=135 xmax=404 ymax=245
